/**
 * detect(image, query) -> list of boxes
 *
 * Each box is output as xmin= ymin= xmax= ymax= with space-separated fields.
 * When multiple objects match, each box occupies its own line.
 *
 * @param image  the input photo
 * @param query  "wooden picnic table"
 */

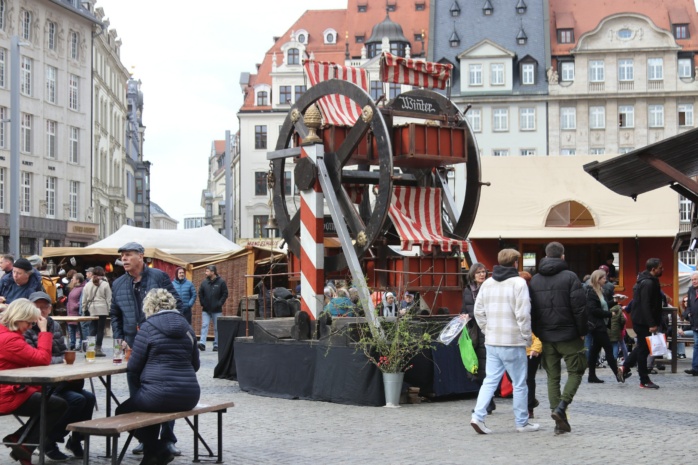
xmin=0 ymin=359 xmax=127 ymax=465
xmin=51 ymin=316 xmax=100 ymax=323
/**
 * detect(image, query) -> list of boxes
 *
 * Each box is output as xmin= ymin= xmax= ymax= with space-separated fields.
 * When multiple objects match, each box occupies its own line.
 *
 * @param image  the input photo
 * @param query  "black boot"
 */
xmin=486 ymin=398 xmax=496 ymax=414
xmin=551 ymin=400 xmax=571 ymax=433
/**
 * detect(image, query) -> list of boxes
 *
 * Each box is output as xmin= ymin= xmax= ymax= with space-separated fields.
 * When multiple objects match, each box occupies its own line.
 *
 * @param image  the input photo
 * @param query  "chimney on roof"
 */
xmin=273 ymin=36 xmax=280 ymax=43
xmin=256 ymin=63 xmax=261 ymax=71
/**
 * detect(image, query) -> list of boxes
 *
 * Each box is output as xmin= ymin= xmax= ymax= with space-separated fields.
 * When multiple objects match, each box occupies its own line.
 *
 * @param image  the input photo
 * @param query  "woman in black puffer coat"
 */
xmin=115 ymin=289 xmax=200 ymax=465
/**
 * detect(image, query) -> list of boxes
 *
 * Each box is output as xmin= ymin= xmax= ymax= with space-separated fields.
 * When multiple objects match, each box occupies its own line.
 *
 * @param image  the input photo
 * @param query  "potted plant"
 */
xmin=351 ymin=314 xmax=437 ymax=407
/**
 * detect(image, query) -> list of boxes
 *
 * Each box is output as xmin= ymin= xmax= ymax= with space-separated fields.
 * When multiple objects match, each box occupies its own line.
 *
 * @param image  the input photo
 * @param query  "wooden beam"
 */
xmin=639 ymin=153 xmax=698 ymax=199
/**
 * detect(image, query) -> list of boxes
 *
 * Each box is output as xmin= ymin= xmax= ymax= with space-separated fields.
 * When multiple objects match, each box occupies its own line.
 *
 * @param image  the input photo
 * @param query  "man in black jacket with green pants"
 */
xmin=198 ymin=265 xmax=228 ymax=352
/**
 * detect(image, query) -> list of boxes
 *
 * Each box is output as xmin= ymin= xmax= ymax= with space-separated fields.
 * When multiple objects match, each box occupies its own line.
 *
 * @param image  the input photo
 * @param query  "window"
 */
xmin=674 ymin=24 xmax=689 ymax=39
xmin=0 ymin=168 xmax=4 ymax=211
xmin=257 ymin=90 xmax=268 ymax=106
xmin=589 ymin=106 xmax=605 ymax=129
xmin=45 ymin=176 xmax=56 ymax=217
xmin=589 ymin=60 xmax=604 ymax=82
xmin=519 ymin=107 xmax=535 ymax=131
xmin=466 ymin=108 xmax=481 ymax=132
xmin=521 ymin=63 xmax=535 ymax=85
xmin=20 ymin=56 xmax=31 ymax=96
xmin=0 ymin=107 xmax=5 ymax=148
xmin=287 ymin=48 xmax=299 ymax=65
xmin=388 ymin=83 xmax=401 ymax=99
xmin=69 ymin=181 xmax=78 ymax=220
xmin=297 ymin=33 xmax=306 ymax=44
xmin=469 ymin=64 xmax=482 ymax=86
xmin=619 ymin=105 xmax=634 ymax=128
xmin=545 ymin=200 xmax=594 ymax=226
xmin=414 ymin=33 xmax=424 ymax=42
xmin=680 ymin=250 xmax=696 ymax=267
xmin=46 ymin=66 xmax=56 ymax=104
xmin=358 ymin=4 xmax=367 ymax=12
xmin=493 ymin=149 xmax=509 ymax=157
xmin=20 ymin=172 xmax=31 ymax=215
xmin=370 ymin=81 xmax=382 ymax=100
xmin=70 ymin=127 xmax=79 ymax=163
xmin=618 ymin=147 xmax=634 ymax=154
xmin=20 ymin=113 xmax=32 ymax=153
xmin=21 ymin=10 xmax=31 ymax=41
xmin=560 ymin=62 xmax=574 ymax=81
xmin=355 ymin=35 xmax=365 ymax=43
xmin=415 ymin=3 xmax=425 ymax=11
xmin=70 ymin=32 xmax=79 ymax=60
xmin=647 ymin=58 xmax=663 ymax=80
xmin=387 ymin=4 xmax=396 ymax=12
xmin=490 ymin=63 xmax=504 ymax=85
xmin=254 ymin=125 xmax=267 ymax=149
xmin=493 ymin=108 xmax=508 ymax=131
xmin=254 ymin=172 xmax=267 ymax=196
xmin=618 ymin=59 xmax=634 ymax=81
xmin=326 ymin=32 xmax=335 ymax=44
xmin=294 ymin=85 xmax=306 ymax=102
xmin=0 ymin=48 xmax=5 ymax=87
xmin=279 ymin=86 xmax=291 ymax=104
xmin=46 ymin=120 xmax=56 ymax=159
xmin=284 ymin=171 xmax=292 ymax=196
xmin=648 ymin=105 xmax=664 ymax=128
xmin=678 ymin=58 xmax=692 ymax=78
xmin=590 ymin=148 xmax=605 ymax=154
xmin=680 ymin=195 xmax=692 ymax=222
xmin=0 ymin=1 xmax=5 ymax=31
xmin=560 ymin=149 xmax=576 ymax=155
xmin=678 ymin=104 xmax=694 ymax=126
xmin=560 ymin=107 xmax=576 ymax=130
xmin=69 ymin=74 xmax=79 ymax=110
xmin=47 ymin=21 xmax=56 ymax=50
xmin=557 ymin=29 xmax=573 ymax=43
xmin=520 ymin=149 xmax=536 ymax=156
xmin=253 ymin=215 xmax=276 ymax=238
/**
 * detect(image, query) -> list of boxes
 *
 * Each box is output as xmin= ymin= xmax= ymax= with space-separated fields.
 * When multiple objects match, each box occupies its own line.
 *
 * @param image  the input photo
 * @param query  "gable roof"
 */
xmin=457 ymin=39 xmax=515 ymax=60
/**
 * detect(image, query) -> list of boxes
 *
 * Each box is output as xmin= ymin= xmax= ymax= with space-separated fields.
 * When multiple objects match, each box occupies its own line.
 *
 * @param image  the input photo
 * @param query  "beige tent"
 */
xmin=41 ymin=246 xmax=189 ymax=267
xmin=469 ymin=155 xmax=679 ymax=239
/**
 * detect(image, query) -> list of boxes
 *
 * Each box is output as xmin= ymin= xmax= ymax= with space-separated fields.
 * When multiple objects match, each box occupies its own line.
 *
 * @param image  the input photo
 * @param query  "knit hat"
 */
xmin=13 ymin=258 xmax=33 ymax=272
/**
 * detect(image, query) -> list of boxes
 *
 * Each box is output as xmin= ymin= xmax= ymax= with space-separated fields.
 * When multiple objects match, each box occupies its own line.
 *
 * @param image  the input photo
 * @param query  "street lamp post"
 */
xmin=9 ymin=36 xmax=22 ymax=256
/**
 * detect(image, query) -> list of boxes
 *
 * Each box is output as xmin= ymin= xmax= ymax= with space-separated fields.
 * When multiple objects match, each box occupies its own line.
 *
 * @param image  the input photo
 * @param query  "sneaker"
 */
xmin=165 ymin=442 xmax=182 ymax=456
xmin=684 ymin=369 xmax=698 ymax=376
xmin=516 ymin=422 xmax=540 ymax=432
xmin=45 ymin=445 xmax=70 ymax=461
xmin=65 ymin=435 xmax=84 ymax=459
xmin=197 ymin=342 xmax=206 ymax=351
xmin=640 ymin=381 xmax=660 ymax=389
xmin=470 ymin=419 xmax=493 ymax=434
xmin=616 ymin=367 xmax=626 ymax=383
xmin=212 ymin=346 xmax=218 ymax=352
xmin=132 ymin=442 xmax=144 ymax=455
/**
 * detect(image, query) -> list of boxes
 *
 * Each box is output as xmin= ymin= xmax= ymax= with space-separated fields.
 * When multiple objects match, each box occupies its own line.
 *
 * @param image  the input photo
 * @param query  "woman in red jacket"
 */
xmin=0 ymin=299 xmax=68 ymax=464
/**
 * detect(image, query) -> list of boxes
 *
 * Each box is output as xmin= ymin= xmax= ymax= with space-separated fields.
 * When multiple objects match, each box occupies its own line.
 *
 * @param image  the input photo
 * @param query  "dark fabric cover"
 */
xmin=213 ymin=318 xmax=254 ymax=380
xmin=631 ymin=270 xmax=662 ymax=327
xmin=529 ymin=257 xmax=587 ymax=342
xmin=199 ymin=276 xmax=228 ymax=314
xmin=110 ymin=267 xmax=183 ymax=347
xmin=128 ymin=310 xmax=200 ymax=411
xmin=428 ymin=339 xmax=481 ymax=396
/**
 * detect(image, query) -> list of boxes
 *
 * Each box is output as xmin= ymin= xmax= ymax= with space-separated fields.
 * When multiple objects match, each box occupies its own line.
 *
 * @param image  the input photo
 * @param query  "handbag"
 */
xmin=82 ymin=286 xmax=98 ymax=316
xmin=458 ymin=327 xmax=479 ymax=374
xmin=645 ymin=332 xmax=668 ymax=357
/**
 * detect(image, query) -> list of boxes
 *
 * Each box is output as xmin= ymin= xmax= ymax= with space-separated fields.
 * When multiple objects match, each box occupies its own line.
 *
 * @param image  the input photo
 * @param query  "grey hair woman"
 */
xmin=142 ymin=288 xmax=178 ymax=318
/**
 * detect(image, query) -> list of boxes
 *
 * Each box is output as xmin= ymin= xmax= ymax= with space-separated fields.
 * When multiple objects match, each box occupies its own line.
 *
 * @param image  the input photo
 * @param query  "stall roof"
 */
xmin=41 ymin=246 xmax=189 ymax=267
xmin=583 ymin=127 xmax=698 ymax=203
xmin=469 ymin=155 xmax=679 ymax=239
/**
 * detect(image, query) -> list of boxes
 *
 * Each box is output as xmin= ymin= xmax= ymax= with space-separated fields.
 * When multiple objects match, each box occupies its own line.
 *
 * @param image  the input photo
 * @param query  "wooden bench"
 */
xmin=67 ymin=400 xmax=234 ymax=465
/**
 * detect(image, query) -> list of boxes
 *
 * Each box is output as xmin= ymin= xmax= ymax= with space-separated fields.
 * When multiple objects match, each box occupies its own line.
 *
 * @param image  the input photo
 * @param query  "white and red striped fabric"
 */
xmin=303 ymin=60 xmax=369 ymax=127
xmin=380 ymin=52 xmax=453 ymax=90
xmin=388 ymin=187 xmax=467 ymax=254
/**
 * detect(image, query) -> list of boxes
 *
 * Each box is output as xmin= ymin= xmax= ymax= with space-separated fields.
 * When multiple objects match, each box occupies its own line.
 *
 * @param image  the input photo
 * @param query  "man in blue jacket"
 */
xmin=172 ymin=267 xmax=196 ymax=324
xmin=0 ymin=258 xmax=43 ymax=304
xmin=110 ymin=242 xmax=184 ymax=457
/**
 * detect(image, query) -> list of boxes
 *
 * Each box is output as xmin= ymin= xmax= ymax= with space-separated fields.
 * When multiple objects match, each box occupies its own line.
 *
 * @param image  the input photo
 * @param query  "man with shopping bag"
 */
xmin=470 ymin=249 xmax=538 ymax=434
xmin=619 ymin=258 xmax=664 ymax=389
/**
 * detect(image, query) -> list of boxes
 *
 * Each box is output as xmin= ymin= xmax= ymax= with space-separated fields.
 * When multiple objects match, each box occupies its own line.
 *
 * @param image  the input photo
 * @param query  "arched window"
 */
xmin=287 ymin=48 xmax=299 ymax=65
xmin=545 ymin=201 xmax=595 ymax=227
xmin=21 ymin=10 xmax=31 ymax=40
xmin=0 ymin=1 xmax=6 ymax=31
xmin=257 ymin=90 xmax=268 ymax=106
xmin=70 ymin=32 xmax=79 ymax=60
xmin=47 ymin=21 xmax=56 ymax=50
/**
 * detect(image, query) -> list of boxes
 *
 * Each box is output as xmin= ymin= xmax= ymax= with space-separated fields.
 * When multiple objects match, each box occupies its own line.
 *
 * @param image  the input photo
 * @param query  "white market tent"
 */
xmin=469 ymin=155 xmax=679 ymax=239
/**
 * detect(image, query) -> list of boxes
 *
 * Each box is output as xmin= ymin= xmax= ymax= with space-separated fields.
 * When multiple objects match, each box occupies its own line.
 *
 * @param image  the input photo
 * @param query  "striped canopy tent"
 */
xmin=379 ymin=52 xmax=453 ymax=90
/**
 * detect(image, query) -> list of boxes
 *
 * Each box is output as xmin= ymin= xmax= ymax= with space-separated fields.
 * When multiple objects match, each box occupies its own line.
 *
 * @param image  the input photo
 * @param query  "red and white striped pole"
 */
xmin=299 ymin=144 xmax=325 ymax=319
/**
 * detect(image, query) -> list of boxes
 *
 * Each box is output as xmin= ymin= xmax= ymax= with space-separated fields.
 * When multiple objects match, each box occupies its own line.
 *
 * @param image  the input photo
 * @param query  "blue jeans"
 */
xmin=199 ymin=311 xmax=220 ymax=348
xmin=472 ymin=345 xmax=529 ymax=427
xmin=53 ymin=388 xmax=96 ymax=443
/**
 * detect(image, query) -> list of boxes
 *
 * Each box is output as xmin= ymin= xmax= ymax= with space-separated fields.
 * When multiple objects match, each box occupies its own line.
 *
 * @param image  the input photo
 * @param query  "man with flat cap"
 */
xmin=0 ymin=258 xmax=44 ymax=304
xmin=110 ymin=241 xmax=184 ymax=457
xmin=198 ymin=265 xmax=228 ymax=352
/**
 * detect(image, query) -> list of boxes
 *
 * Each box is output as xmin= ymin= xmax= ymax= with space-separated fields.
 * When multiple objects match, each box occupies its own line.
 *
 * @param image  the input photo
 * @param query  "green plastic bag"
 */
xmin=459 ymin=328 xmax=478 ymax=374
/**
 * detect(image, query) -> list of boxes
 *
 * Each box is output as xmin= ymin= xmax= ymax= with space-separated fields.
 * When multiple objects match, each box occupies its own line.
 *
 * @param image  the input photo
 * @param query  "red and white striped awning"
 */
xmin=303 ymin=60 xmax=369 ymax=127
xmin=388 ymin=187 xmax=466 ymax=254
xmin=380 ymin=52 xmax=453 ymax=90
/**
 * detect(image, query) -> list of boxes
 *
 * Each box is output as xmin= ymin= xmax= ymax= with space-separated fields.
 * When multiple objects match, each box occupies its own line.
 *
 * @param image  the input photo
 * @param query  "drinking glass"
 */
xmin=85 ymin=337 xmax=96 ymax=363
xmin=113 ymin=338 xmax=123 ymax=365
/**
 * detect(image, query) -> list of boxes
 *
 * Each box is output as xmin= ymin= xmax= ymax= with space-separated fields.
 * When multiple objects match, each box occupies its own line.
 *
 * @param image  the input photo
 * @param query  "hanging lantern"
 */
xmin=105 ymin=263 xmax=114 ymax=273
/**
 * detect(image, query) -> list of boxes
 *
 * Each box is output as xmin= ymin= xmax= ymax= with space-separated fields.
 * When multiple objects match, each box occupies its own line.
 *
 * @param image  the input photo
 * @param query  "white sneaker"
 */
xmin=516 ymin=422 xmax=540 ymax=432
xmin=470 ymin=419 xmax=493 ymax=434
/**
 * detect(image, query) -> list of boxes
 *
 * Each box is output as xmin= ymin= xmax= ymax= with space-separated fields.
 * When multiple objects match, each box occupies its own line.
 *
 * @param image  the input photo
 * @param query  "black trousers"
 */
xmin=11 ymin=392 xmax=68 ymax=446
xmin=588 ymin=329 xmax=619 ymax=378
xmin=624 ymin=324 xmax=651 ymax=384
xmin=527 ymin=355 xmax=540 ymax=410
xmin=115 ymin=398 xmax=161 ymax=454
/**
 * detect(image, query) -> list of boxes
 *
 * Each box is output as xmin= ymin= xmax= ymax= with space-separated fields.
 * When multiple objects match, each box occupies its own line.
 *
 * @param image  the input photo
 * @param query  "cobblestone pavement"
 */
xmin=3 ymin=338 xmax=698 ymax=464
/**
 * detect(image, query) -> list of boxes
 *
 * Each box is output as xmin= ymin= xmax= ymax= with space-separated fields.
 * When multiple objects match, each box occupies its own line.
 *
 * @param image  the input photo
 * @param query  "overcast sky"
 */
xmin=95 ymin=0 xmax=347 ymax=227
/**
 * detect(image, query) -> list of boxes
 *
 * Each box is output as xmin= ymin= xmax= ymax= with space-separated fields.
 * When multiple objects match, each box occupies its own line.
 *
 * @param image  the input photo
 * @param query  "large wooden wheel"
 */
xmin=272 ymin=80 xmax=394 ymax=272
